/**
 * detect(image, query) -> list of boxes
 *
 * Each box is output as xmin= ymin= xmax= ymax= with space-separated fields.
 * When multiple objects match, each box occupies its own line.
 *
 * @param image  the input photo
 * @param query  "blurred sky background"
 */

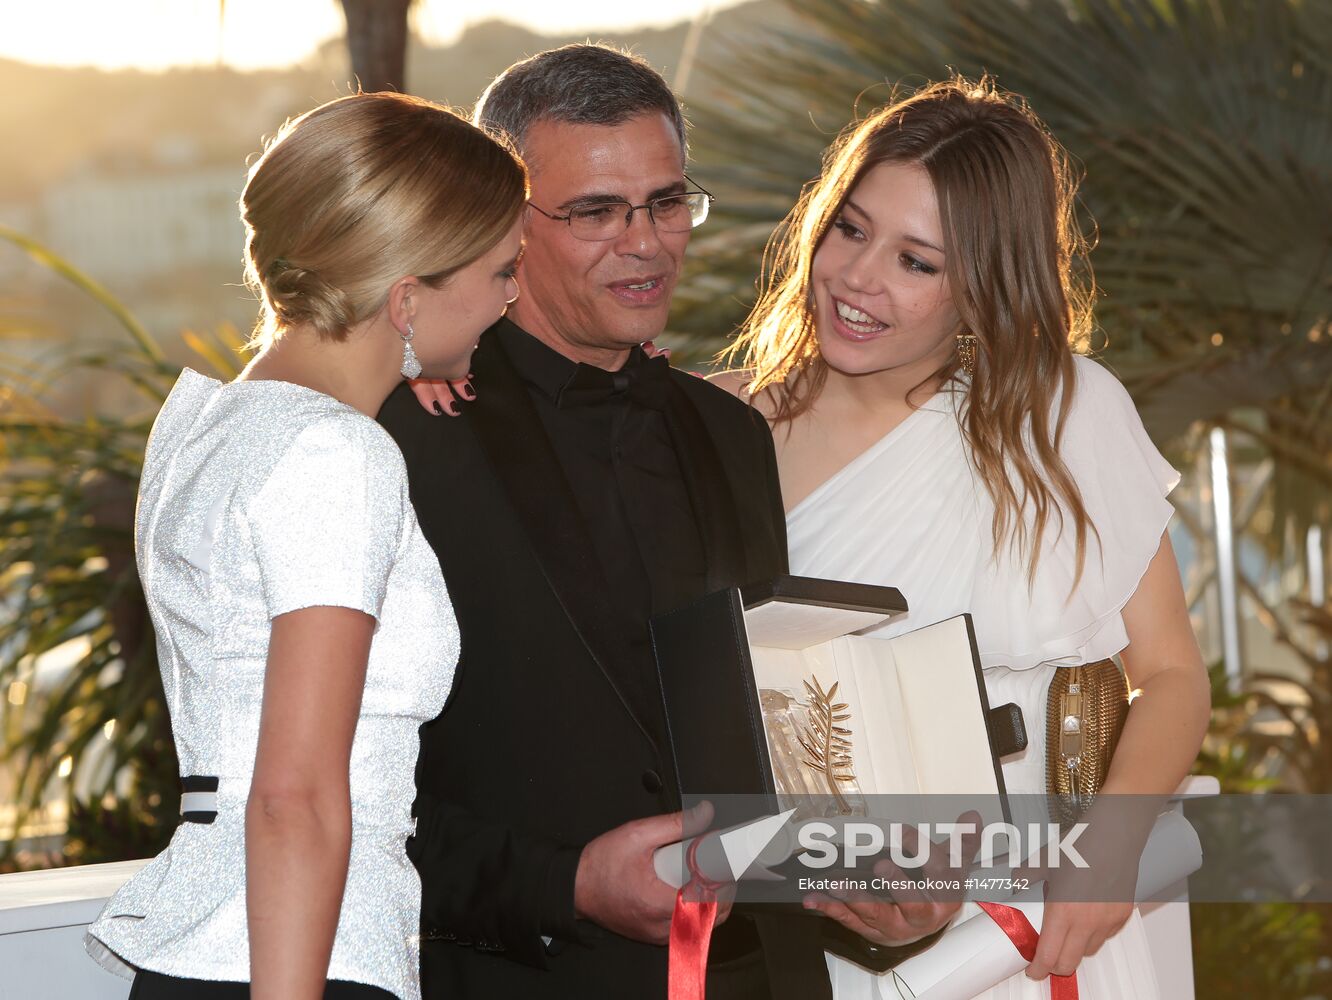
xmin=0 ymin=0 xmax=781 ymax=420
xmin=0 ymin=0 xmax=742 ymax=71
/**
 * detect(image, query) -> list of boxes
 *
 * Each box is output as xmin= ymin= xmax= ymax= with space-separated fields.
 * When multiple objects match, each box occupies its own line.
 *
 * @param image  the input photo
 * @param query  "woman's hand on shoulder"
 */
xmin=641 ymin=340 xmax=672 ymax=363
xmin=642 ymin=342 xmax=761 ymax=401
xmin=408 ymin=374 xmax=475 ymax=417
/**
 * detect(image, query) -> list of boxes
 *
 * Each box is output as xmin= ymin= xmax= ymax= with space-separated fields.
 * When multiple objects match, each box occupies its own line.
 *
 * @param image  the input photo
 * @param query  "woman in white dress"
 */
xmin=85 ymin=93 xmax=527 ymax=1000
xmin=717 ymin=78 xmax=1210 ymax=998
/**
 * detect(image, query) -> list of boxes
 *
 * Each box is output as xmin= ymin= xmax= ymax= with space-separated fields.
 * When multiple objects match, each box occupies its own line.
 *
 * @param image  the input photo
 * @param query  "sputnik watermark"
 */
xmin=795 ymin=821 xmax=1090 ymax=870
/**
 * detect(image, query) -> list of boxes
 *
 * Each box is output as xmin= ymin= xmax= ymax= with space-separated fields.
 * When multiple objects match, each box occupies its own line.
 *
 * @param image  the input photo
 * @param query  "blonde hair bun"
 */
xmin=241 ymin=92 xmax=527 ymax=348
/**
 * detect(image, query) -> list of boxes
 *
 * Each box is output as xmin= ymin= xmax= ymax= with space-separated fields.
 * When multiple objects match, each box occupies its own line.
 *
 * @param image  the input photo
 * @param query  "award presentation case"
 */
xmin=651 ymin=575 xmax=1027 ymax=825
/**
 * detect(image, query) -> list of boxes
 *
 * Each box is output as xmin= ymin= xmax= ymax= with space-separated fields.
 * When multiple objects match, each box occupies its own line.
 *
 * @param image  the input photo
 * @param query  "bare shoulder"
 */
xmin=706 ymin=368 xmax=752 ymax=398
xmin=706 ymin=368 xmax=779 ymax=421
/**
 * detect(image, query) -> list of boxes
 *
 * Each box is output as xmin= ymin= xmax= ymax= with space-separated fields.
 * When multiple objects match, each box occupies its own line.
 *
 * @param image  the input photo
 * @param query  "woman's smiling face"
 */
xmin=810 ymin=161 xmax=962 ymax=379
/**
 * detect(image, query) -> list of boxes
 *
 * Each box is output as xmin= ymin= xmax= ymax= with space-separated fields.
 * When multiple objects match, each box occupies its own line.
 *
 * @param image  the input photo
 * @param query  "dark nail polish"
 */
xmin=462 ymin=384 xmax=476 ymax=400
xmin=447 ymin=402 xmax=460 ymax=416
xmin=432 ymin=401 xmax=444 ymax=416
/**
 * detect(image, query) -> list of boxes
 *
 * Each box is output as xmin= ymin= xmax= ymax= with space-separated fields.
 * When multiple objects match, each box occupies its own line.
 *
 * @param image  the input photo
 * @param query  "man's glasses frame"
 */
xmin=527 ymin=174 xmax=716 ymax=242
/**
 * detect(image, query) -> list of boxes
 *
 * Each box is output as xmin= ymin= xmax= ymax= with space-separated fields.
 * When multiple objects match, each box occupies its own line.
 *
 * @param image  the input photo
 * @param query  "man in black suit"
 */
xmin=379 ymin=44 xmax=945 ymax=1000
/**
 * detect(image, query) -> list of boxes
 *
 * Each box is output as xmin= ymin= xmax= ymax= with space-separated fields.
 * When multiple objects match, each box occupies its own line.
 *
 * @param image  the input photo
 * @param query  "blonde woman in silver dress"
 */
xmin=85 ymin=93 xmax=526 ymax=1000
xmin=716 ymin=78 xmax=1210 ymax=999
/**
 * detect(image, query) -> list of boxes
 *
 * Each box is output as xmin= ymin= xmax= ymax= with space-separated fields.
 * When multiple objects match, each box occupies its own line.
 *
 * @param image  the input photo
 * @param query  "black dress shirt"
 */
xmin=496 ymin=321 xmax=707 ymax=741
xmin=495 ymin=320 xmax=761 ymax=965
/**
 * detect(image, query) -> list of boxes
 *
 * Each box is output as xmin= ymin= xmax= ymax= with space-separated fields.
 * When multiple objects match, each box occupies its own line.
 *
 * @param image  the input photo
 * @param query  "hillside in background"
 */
xmin=0 ymin=2 xmax=796 ymax=414
xmin=0 ymin=3 xmax=785 ymax=201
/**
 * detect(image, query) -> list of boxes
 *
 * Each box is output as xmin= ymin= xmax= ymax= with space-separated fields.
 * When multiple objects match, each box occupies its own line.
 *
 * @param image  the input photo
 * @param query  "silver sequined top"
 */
xmin=85 ymin=370 xmax=457 ymax=1000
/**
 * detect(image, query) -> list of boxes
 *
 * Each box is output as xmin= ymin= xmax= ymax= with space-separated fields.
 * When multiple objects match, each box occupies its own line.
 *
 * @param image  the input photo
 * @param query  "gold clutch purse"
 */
xmin=1046 ymin=659 xmax=1129 ymax=825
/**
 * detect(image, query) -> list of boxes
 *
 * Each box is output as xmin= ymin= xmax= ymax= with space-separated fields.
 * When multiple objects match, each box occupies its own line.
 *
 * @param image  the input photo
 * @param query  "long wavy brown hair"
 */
xmin=728 ymin=77 xmax=1098 ymax=585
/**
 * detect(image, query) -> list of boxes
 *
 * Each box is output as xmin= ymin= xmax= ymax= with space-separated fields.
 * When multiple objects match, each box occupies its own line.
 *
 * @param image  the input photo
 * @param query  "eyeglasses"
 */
xmin=528 ymin=175 xmax=715 ymax=242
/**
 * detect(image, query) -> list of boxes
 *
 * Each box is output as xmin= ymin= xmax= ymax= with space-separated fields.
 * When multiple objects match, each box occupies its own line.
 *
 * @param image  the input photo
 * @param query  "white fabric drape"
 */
xmin=787 ymin=357 xmax=1178 ymax=1000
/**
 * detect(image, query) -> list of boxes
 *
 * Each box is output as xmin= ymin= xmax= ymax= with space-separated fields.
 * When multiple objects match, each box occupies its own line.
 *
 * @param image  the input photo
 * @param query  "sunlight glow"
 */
xmin=0 ymin=0 xmax=733 ymax=73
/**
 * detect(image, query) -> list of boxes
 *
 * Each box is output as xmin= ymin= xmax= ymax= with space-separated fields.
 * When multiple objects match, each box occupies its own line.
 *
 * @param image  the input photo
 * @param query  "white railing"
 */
xmin=0 ymin=859 xmax=146 ymax=999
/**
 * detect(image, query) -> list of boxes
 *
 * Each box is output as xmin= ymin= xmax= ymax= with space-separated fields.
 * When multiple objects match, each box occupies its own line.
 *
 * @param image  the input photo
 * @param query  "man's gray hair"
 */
xmin=473 ymin=44 xmax=687 ymax=161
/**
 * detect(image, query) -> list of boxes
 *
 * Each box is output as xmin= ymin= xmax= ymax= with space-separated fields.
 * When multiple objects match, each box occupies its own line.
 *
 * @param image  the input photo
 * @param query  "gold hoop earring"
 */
xmin=956 ymin=332 xmax=978 ymax=377
xmin=505 ymin=282 xmax=521 ymax=307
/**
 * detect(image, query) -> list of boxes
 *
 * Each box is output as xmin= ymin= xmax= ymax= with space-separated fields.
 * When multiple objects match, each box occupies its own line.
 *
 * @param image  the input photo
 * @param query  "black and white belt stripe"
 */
xmin=180 ymin=775 xmax=219 ymax=824
xmin=180 ymin=776 xmax=418 ymax=835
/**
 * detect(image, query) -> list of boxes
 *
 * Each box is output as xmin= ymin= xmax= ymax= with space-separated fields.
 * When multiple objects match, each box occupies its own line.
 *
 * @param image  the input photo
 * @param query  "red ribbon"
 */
xmin=667 ymin=836 xmax=726 ymax=1000
xmin=977 ymin=901 xmax=1079 ymax=1000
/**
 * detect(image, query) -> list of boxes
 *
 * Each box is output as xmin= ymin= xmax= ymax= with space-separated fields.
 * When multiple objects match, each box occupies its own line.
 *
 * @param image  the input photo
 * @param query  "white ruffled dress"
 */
xmin=785 ymin=356 xmax=1179 ymax=1000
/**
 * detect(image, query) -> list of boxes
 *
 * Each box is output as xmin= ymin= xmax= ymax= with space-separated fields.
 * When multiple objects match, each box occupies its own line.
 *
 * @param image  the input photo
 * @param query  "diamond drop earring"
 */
xmin=400 ymin=322 xmax=422 ymax=379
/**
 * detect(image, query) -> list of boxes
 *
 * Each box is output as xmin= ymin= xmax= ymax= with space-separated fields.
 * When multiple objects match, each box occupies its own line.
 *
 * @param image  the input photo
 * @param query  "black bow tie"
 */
xmin=556 ymin=353 xmax=673 ymax=411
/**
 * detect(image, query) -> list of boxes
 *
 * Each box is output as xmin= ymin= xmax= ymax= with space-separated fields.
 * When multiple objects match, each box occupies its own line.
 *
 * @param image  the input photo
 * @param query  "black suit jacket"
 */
xmin=379 ymin=325 xmax=831 ymax=1000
